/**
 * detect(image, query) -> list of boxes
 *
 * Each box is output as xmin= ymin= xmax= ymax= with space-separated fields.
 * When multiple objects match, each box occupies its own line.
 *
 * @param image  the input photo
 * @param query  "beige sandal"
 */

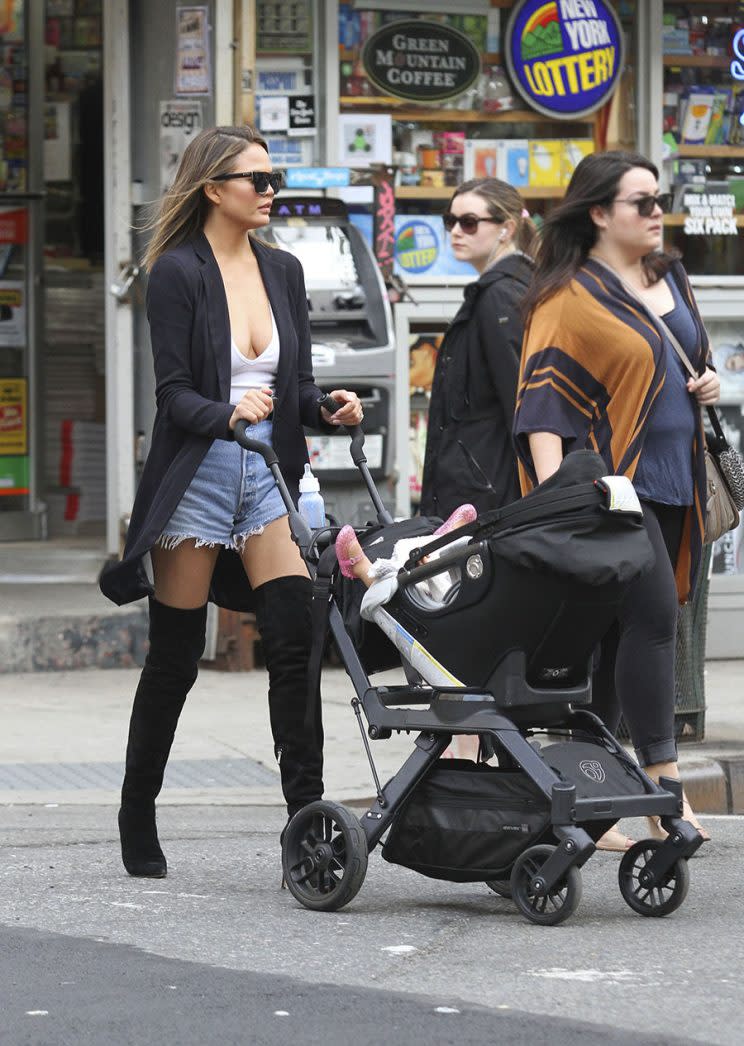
xmin=596 ymin=826 xmax=636 ymax=852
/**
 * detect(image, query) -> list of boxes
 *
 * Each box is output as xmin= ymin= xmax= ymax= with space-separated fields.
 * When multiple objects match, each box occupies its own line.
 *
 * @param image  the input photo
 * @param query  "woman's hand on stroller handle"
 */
xmin=229 ymin=386 xmax=274 ymax=430
xmin=319 ymin=390 xmax=364 ymax=429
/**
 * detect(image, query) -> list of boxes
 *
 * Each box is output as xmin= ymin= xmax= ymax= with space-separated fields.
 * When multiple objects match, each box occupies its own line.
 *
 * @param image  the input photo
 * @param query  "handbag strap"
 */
xmin=589 ymin=255 xmax=724 ymax=441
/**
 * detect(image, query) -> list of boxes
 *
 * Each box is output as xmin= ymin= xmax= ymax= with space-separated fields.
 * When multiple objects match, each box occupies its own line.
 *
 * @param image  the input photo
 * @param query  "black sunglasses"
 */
xmin=614 ymin=192 xmax=673 ymax=218
xmin=442 ymin=212 xmax=504 ymax=234
xmin=212 ymin=169 xmax=285 ymax=195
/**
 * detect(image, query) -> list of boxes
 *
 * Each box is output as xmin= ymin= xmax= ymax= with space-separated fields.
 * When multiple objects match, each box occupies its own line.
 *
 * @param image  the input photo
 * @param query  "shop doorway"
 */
xmin=0 ymin=0 xmax=110 ymax=545
xmin=43 ymin=0 xmax=107 ymax=542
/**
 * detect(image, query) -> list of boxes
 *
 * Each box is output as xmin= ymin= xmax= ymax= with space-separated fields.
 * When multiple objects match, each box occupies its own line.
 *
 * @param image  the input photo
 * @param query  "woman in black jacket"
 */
xmin=420 ymin=178 xmax=536 ymax=519
xmin=99 ymin=125 xmax=362 ymax=878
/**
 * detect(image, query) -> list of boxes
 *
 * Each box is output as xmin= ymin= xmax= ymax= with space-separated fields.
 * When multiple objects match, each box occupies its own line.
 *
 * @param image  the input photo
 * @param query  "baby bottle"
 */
xmin=298 ymin=463 xmax=325 ymax=529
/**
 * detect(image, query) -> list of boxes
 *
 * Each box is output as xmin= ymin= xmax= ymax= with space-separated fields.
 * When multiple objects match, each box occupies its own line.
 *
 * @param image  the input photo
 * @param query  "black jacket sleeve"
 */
xmin=475 ymin=282 xmax=522 ymax=423
xmin=147 ymin=254 xmax=235 ymax=439
xmin=288 ymin=255 xmax=335 ymax=432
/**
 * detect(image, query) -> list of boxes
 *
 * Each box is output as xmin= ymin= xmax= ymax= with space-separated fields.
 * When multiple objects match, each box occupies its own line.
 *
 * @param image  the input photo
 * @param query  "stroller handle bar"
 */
xmin=233 ymin=417 xmax=313 ymax=551
xmin=317 ymin=392 xmax=365 ymax=468
xmin=317 ymin=393 xmax=393 ymax=525
xmin=232 ymin=420 xmax=280 ymax=466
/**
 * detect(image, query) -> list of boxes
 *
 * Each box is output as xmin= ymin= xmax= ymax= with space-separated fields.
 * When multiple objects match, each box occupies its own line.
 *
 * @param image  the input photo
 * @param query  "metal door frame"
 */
xmin=103 ymin=0 xmax=135 ymax=555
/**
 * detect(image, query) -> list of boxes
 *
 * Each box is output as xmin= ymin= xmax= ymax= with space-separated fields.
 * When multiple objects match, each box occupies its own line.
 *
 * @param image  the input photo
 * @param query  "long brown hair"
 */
xmin=142 ymin=125 xmax=269 ymax=271
xmin=522 ymin=150 xmax=680 ymax=319
xmin=449 ymin=177 xmax=538 ymax=260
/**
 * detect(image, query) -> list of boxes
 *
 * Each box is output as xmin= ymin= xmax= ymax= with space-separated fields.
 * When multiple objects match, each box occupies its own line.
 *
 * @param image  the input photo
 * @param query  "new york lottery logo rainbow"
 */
xmin=520 ymin=2 xmax=563 ymax=61
xmin=506 ymin=0 xmax=624 ymax=119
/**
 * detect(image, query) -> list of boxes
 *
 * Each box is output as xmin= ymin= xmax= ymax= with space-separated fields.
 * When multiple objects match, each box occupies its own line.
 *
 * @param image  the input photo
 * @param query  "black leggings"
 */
xmin=591 ymin=500 xmax=686 ymax=767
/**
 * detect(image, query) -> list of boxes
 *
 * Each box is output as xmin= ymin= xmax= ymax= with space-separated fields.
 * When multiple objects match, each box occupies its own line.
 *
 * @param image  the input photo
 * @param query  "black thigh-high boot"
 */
xmin=254 ymin=576 xmax=324 ymax=819
xmin=118 ymin=597 xmax=207 ymax=877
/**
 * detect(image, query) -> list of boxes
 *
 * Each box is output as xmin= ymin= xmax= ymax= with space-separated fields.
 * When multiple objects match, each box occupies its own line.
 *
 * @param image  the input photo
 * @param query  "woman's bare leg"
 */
xmin=151 ymin=541 xmax=221 ymax=607
xmin=238 ymin=515 xmax=308 ymax=588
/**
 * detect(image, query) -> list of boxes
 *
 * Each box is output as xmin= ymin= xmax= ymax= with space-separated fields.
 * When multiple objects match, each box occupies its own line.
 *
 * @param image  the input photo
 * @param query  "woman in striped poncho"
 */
xmin=514 ymin=151 xmax=719 ymax=848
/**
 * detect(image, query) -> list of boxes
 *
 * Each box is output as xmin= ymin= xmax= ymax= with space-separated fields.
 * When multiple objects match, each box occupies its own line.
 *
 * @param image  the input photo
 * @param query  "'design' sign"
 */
xmin=362 ymin=21 xmax=480 ymax=104
xmin=505 ymin=0 xmax=624 ymax=120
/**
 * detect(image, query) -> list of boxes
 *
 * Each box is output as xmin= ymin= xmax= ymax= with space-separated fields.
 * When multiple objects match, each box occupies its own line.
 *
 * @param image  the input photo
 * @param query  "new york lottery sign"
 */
xmin=505 ymin=0 xmax=624 ymax=119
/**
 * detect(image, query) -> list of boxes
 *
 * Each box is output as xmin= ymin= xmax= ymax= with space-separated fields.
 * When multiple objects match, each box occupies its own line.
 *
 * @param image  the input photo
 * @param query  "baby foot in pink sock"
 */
xmin=435 ymin=504 xmax=476 ymax=536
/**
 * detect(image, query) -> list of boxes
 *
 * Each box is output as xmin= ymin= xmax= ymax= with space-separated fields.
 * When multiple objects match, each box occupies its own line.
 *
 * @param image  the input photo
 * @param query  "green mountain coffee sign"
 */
xmin=362 ymin=21 xmax=480 ymax=103
xmin=505 ymin=0 xmax=624 ymax=119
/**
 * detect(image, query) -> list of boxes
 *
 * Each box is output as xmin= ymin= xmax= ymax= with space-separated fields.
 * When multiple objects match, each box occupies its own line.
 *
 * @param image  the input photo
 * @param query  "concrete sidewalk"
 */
xmin=0 ymin=661 xmax=742 ymax=815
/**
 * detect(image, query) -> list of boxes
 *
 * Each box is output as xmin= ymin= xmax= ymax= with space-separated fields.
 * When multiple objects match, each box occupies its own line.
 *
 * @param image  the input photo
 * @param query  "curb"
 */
xmin=0 ymin=607 xmax=148 ymax=674
xmin=678 ymin=756 xmax=744 ymax=814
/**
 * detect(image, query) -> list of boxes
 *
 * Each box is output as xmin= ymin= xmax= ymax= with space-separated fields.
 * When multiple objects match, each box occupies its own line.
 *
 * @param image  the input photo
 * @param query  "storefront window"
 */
xmin=0 ymin=0 xmax=32 ymax=524
xmin=335 ymin=1 xmax=636 ymax=506
xmin=661 ymin=1 xmax=744 ymax=273
xmin=42 ymin=0 xmax=106 ymax=538
xmin=337 ymin=3 xmax=636 ymax=262
xmin=255 ymin=0 xmax=321 ymax=168
xmin=659 ymin=2 xmax=744 ymax=576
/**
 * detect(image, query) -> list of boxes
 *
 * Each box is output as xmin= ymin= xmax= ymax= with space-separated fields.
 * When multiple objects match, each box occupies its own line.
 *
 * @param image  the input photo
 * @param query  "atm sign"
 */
xmin=505 ymin=0 xmax=624 ymax=120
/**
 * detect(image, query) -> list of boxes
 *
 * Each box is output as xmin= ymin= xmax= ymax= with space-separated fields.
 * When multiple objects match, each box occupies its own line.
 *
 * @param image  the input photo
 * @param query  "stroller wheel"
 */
xmin=281 ymin=800 xmax=368 ymax=912
xmin=510 ymin=845 xmax=582 ymax=926
xmin=618 ymin=839 xmax=690 ymax=918
xmin=485 ymin=879 xmax=513 ymax=900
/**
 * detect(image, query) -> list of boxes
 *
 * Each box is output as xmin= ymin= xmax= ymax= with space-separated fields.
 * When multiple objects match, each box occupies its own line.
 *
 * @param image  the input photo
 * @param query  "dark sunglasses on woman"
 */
xmin=442 ymin=212 xmax=504 ymax=234
xmin=212 ymin=169 xmax=285 ymax=195
xmin=614 ymin=192 xmax=673 ymax=218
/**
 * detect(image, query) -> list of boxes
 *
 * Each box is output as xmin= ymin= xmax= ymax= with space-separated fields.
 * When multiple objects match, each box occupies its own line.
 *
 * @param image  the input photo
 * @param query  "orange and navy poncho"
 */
xmin=514 ymin=257 xmax=709 ymax=603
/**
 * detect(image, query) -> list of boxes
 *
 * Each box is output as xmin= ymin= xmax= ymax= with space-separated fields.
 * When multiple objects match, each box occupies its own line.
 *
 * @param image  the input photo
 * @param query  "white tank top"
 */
xmin=229 ymin=304 xmax=280 ymax=405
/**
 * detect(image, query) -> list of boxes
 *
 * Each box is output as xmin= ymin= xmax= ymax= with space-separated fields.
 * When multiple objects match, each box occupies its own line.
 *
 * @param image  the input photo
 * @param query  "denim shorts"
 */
xmin=158 ymin=419 xmax=287 ymax=552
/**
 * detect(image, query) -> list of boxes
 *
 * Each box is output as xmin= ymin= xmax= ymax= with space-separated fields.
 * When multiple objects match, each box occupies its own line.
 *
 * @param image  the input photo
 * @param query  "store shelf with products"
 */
xmin=339 ymin=102 xmax=555 ymax=123
xmin=340 ymin=0 xmax=649 ymax=218
xmin=396 ymin=184 xmax=565 ymax=200
xmin=663 ymin=55 xmax=731 ymax=69
xmin=336 ymin=3 xmax=605 ymax=202
xmin=662 ymin=3 xmax=744 ymax=151
xmin=255 ymin=0 xmax=319 ymax=166
xmin=660 ymin=1 xmax=744 ymax=276
xmin=677 ymin=145 xmax=744 ymax=158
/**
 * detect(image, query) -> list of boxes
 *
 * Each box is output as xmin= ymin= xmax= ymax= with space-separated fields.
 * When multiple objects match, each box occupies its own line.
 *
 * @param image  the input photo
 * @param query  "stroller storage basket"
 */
xmin=382 ymin=759 xmax=552 ymax=882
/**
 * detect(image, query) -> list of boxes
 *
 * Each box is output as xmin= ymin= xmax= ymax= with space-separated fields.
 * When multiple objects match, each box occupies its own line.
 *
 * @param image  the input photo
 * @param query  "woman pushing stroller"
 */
xmin=99 ymin=125 xmax=362 ymax=877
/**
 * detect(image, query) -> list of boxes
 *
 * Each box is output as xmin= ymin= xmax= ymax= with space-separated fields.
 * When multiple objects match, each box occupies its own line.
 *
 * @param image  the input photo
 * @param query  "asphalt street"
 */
xmin=0 ymin=805 xmax=740 ymax=1046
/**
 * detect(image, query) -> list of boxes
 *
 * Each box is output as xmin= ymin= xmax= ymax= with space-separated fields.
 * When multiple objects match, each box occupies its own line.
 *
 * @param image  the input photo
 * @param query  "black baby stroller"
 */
xmin=234 ymin=398 xmax=703 ymax=927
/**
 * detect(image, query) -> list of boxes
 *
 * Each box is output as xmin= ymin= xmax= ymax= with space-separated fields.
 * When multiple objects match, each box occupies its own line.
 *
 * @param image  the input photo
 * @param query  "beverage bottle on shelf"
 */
xmin=298 ymin=463 xmax=325 ymax=529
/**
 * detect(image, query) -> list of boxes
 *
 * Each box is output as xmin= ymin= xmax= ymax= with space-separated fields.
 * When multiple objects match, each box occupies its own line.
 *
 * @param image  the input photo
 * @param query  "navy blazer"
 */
xmin=100 ymin=232 xmax=330 ymax=609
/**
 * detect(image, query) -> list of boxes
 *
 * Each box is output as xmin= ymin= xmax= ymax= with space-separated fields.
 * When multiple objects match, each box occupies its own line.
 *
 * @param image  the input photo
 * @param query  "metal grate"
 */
xmin=0 ymin=757 xmax=277 ymax=791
